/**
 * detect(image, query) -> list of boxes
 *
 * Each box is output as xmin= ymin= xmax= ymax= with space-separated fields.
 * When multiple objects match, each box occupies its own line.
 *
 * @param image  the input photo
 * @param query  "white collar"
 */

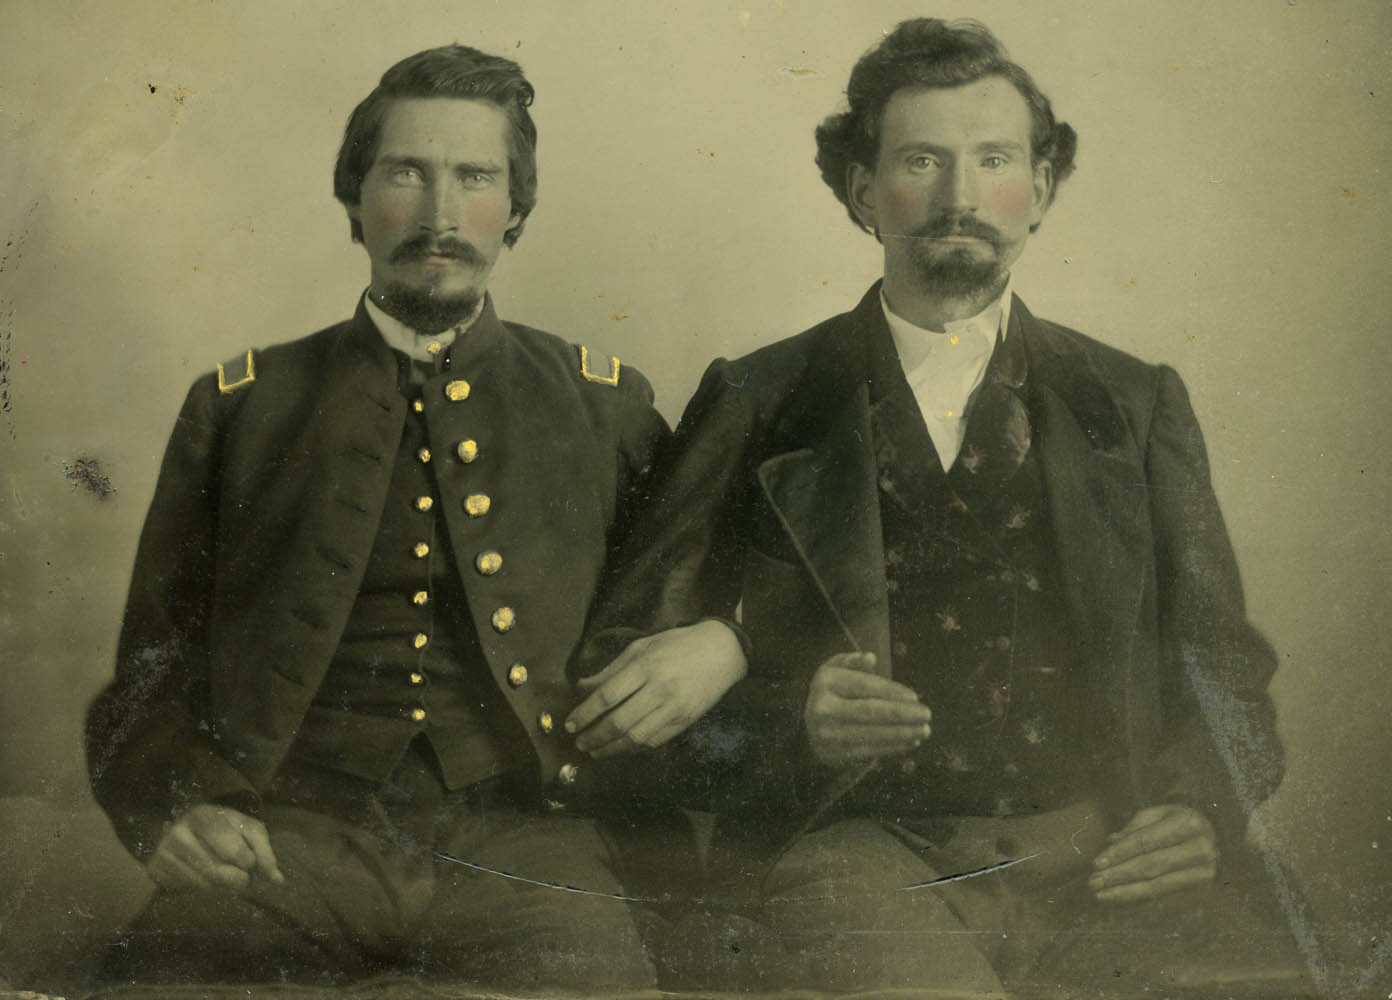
xmin=362 ymin=291 xmax=484 ymax=363
xmin=880 ymin=277 xmax=1013 ymax=373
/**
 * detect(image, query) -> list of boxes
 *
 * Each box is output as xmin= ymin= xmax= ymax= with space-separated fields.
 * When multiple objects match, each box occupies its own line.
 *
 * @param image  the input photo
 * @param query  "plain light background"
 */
xmin=1 ymin=0 xmax=1388 ymax=989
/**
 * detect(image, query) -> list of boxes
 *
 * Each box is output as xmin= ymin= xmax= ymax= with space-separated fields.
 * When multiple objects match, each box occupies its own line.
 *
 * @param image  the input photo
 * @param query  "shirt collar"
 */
xmin=362 ymin=290 xmax=485 ymax=363
xmin=880 ymin=276 xmax=1013 ymax=373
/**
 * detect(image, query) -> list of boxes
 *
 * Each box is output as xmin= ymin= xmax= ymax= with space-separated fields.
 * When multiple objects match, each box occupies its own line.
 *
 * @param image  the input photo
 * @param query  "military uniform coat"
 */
xmin=88 ymin=297 xmax=667 ymax=858
xmin=580 ymin=283 xmax=1283 ymax=878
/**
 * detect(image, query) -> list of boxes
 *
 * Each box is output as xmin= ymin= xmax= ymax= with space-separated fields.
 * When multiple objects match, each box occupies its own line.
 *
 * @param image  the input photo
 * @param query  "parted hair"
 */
xmin=334 ymin=44 xmax=538 ymax=248
xmin=816 ymin=19 xmax=1077 ymax=234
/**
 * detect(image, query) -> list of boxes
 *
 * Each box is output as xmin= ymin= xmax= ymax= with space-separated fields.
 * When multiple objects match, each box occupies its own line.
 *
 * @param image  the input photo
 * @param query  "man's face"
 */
xmin=850 ymin=77 xmax=1052 ymax=300
xmin=348 ymin=97 xmax=519 ymax=331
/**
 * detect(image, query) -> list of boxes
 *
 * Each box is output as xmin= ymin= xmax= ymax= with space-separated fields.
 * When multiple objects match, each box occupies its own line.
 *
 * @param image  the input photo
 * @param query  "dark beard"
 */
xmin=373 ymin=282 xmax=481 ymax=335
xmin=902 ymin=214 xmax=1007 ymax=300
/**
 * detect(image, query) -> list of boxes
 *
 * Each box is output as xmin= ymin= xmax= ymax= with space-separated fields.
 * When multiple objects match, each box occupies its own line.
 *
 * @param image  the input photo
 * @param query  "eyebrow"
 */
xmin=374 ymin=154 xmax=505 ymax=175
xmin=890 ymin=139 xmax=1029 ymax=157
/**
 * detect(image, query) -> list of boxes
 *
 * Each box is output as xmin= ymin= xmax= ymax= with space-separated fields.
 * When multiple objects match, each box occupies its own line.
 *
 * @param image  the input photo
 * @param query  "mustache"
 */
xmin=910 ymin=214 xmax=1003 ymax=246
xmin=388 ymin=235 xmax=487 ymax=267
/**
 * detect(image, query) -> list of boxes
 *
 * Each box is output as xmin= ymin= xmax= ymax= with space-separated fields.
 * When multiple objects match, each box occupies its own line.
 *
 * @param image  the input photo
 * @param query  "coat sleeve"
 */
xmin=576 ymin=359 xmax=827 ymax=814
xmin=85 ymin=377 xmax=259 ymax=860
xmin=580 ymin=357 xmax=759 ymax=672
xmin=1141 ymin=365 xmax=1283 ymax=851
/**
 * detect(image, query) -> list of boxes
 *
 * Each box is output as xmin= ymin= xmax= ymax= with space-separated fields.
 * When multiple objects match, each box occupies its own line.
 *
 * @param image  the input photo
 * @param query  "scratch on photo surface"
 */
xmin=899 ymin=852 xmax=1043 ymax=890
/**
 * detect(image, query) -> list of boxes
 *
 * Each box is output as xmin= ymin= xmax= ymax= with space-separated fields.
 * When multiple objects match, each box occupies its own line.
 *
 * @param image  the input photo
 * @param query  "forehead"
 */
xmin=373 ymin=97 xmax=511 ymax=164
xmin=878 ymin=76 xmax=1033 ymax=151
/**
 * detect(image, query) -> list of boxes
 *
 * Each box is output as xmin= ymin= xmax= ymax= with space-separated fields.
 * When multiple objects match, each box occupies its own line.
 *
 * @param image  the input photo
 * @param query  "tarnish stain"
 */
xmin=0 ymin=301 xmax=14 ymax=437
xmin=779 ymin=66 xmax=817 ymax=78
xmin=1341 ymin=185 xmax=1356 ymax=200
xmin=64 ymin=455 xmax=116 ymax=500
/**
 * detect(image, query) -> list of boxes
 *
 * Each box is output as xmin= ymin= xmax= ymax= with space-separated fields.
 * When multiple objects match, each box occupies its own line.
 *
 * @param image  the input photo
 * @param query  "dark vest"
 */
xmin=288 ymin=350 xmax=530 ymax=788
xmin=850 ymin=323 xmax=1103 ymax=819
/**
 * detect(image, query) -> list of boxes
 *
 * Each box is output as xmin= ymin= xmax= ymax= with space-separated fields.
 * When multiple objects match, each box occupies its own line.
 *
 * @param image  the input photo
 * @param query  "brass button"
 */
xmin=410 ymin=707 xmax=427 ymax=723
xmin=506 ymin=663 xmax=528 ymax=687
xmin=475 ymin=551 xmax=502 ymax=575
xmin=412 ymin=632 xmax=429 ymax=650
xmin=412 ymin=399 xmax=425 ymax=413
xmin=415 ymin=496 xmax=434 ymax=512
xmin=491 ymin=606 xmax=515 ymax=632
xmin=417 ymin=447 xmax=432 ymax=463
xmin=425 ymin=341 xmax=442 ymax=356
xmin=538 ymin=712 xmax=554 ymax=734
xmin=412 ymin=542 xmax=430 ymax=559
xmin=557 ymin=763 xmax=580 ymax=785
xmin=409 ymin=671 xmax=425 ymax=686
xmin=412 ymin=590 xmax=429 ymax=607
xmin=456 ymin=439 xmax=479 ymax=463
xmin=464 ymin=493 xmax=491 ymax=517
xmin=444 ymin=379 xmax=471 ymax=402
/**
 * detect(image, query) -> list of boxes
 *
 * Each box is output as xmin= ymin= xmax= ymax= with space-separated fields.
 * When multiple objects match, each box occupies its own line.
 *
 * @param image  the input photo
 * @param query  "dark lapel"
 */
xmin=754 ymin=288 xmax=892 ymax=670
xmin=1016 ymin=298 xmax=1153 ymax=748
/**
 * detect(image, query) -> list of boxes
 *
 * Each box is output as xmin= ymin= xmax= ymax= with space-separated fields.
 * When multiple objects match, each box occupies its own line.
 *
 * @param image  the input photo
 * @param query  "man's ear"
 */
xmin=847 ymin=162 xmax=879 ymax=235
xmin=1029 ymin=159 xmax=1054 ymax=231
xmin=345 ymin=202 xmax=363 ymax=244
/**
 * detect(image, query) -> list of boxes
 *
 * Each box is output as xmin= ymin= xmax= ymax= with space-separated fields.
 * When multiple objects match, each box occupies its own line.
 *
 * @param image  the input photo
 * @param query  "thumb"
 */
xmin=240 ymin=820 xmax=285 ymax=884
xmin=577 ymin=643 xmax=638 ymax=691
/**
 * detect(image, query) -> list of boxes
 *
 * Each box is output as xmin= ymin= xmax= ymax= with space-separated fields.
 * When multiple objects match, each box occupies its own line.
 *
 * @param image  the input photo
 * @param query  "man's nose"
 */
xmin=942 ymin=161 xmax=981 ymax=213
xmin=420 ymin=179 xmax=462 ymax=233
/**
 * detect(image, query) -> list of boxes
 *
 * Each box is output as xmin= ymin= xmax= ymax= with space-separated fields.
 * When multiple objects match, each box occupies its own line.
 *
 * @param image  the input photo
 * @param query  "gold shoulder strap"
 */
xmin=216 ymin=350 xmax=256 ymax=394
xmin=578 ymin=345 xmax=620 ymax=387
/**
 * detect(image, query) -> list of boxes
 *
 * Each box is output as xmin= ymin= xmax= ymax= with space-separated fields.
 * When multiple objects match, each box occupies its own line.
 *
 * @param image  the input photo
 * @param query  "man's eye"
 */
xmin=390 ymin=167 xmax=425 ymax=185
xmin=982 ymin=155 xmax=1008 ymax=169
xmin=461 ymin=173 xmax=494 ymax=190
xmin=908 ymin=155 xmax=939 ymax=170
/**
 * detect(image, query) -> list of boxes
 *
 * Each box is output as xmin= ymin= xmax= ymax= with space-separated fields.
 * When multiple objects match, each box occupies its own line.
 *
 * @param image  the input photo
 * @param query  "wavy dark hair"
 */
xmin=334 ymin=44 xmax=538 ymax=248
xmin=816 ymin=19 xmax=1076 ymax=235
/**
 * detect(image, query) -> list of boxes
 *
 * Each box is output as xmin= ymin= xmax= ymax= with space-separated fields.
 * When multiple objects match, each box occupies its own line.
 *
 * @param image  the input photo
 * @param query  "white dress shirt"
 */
xmin=881 ymin=279 xmax=1014 ymax=471
xmin=363 ymin=292 xmax=484 ymax=363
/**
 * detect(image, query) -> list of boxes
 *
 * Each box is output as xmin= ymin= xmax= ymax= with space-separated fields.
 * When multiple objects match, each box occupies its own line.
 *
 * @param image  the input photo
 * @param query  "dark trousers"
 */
xmin=100 ymin=743 xmax=656 ymax=989
xmin=665 ymin=804 xmax=1314 ymax=995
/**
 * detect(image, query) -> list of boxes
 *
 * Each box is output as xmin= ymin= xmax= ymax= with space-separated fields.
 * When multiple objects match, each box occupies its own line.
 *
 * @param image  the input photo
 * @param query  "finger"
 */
xmin=1093 ymin=863 xmax=1217 ymax=904
xmin=819 ymin=667 xmax=923 ymax=704
xmin=237 ymin=819 xmax=285 ymax=884
xmin=1090 ymin=838 xmax=1217 ymax=892
xmin=574 ymin=642 xmax=638 ymax=692
xmin=165 ymin=823 xmax=226 ymax=872
xmin=823 ymin=651 xmax=879 ymax=674
xmin=623 ymin=703 xmax=693 ymax=750
xmin=189 ymin=815 xmax=258 ymax=870
xmin=812 ymin=696 xmax=933 ymax=727
xmin=567 ymin=658 xmax=647 ymax=733
xmin=148 ymin=849 xmax=218 ymax=893
xmin=1095 ymin=811 xmax=1210 ymax=869
xmin=812 ymin=724 xmax=928 ymax=762
xmin=575 ymin=689 xmax=660 ymax=754
xmin=1105 ymin=803 xmax=1182 ymax=842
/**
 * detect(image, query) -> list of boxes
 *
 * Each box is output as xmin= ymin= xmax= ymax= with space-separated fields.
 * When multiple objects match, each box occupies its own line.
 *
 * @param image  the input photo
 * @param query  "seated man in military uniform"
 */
xmin=87 ymin=44 xmax=667 ymax=989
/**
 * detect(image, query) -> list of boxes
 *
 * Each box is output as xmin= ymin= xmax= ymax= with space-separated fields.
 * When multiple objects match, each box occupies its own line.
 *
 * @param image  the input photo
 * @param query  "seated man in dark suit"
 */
xmin=569 ymin=18 xmax=1311 ymax=995
xmin=86 ymin=44 xmax=667 ymax=989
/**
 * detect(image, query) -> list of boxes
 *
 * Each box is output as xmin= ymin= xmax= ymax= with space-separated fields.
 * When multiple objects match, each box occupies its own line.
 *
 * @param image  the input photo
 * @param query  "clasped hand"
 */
xmin=1089 ymin=803 xmax=1219 ymax=903
xmin=147 ymin=804 xmax=285 ymax=893
xmin=566 ymin=620 xmax=748 ymax=758
xmin=804 ymin=651 xmax=934 ymax=769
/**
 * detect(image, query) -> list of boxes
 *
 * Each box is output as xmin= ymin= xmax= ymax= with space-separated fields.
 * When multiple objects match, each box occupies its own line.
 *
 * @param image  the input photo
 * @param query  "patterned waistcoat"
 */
xmin=850 ymin=325 xmax=1105 ymax=818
